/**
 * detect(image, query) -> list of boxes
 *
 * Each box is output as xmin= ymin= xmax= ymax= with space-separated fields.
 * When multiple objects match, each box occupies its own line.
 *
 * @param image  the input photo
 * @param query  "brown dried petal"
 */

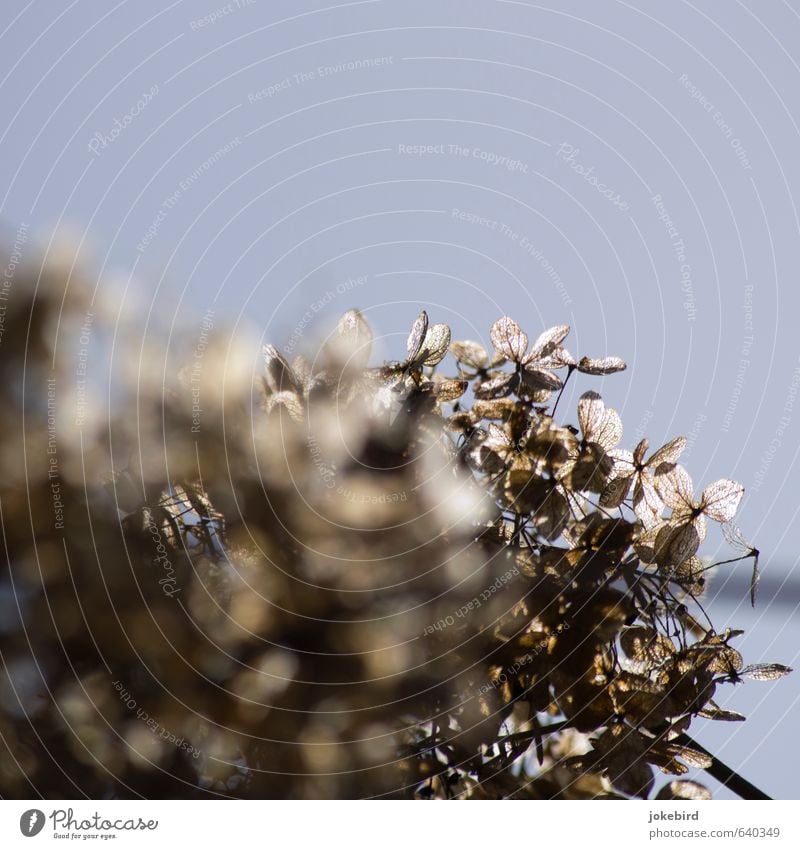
xmin=406 ymin=310 xmax=429 ymax=361
xmin=474 ymin=371 xmax=516 ymax=399
xmin=450 ymin=340 xmax=488 ymax=368
xmin=472 ymin=398 xmax=517 ymax=420
xmin=335 ymin=309 xmax=373 ymax=367
xmin=521 ymin=365 xmax=562 ymax=391
xmin=697 ymin=702 xmax=746 ymax=722
xmin=263 ymin=344 xmax=299 ymax=394
xmin=432 ymin=378 xmax=468 ymax=402
xmin=419 ymin=323 xmax=452 ymax=366
xmin=526 ymin=324 xmax=571 ymax=360
xmin=648 ymin=436 xmax=687 ymax=467
xmin=490 ymin=316 xmax=528 ymax=361
xmin=710 ymin=646 xmax=744 ymax=675
xmin=577 ymin=355 xmax=627 ymax=375
xmin=741 ymin=663 xmax=793 ymax=681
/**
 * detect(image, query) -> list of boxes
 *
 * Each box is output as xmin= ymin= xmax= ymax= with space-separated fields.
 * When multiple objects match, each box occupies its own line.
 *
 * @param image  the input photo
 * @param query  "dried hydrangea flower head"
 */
xmin=0 ymin=265 xmax=789 ymax=802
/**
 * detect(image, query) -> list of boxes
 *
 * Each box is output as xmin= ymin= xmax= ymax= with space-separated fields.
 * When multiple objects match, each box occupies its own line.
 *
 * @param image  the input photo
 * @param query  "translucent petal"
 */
xmin=406 ymin=310 xmax=428 ymax=361
xmin=521 ymin=365 xmax=562 ymax=391
xmin=633 ymin=438 xmax=649 ymax=466
xmin=536 ymin=346 xmax=576 ymax=368
xmin=700 ymin=479 xmax=744 ymax=523
xmin=656 ymin=464 xmax=695 ymax=510
xmin=334 ymin=309 xmax=373 ymax=368
xmin=432 ymin=378 xmax=467 ymax=402
xmin=665 ymin=520 xmax=703 ymax=566
xmin=490 ymin=316 xmax=528 ymax=361
xmin=418 ymin=323 xmax=451 ymax=366
xmin=697 ymin=703 xmax=746 ymax=722
xmin=648 ymin=436 xmax=687 ymax=467
xmin=633 ymin=475 xmax=665 ymax=526
xmin=526 ymin=324 xmax=570 ymax=360
xmin=594 ymin=407 xmax=623 ymax=452
xmin=450 ymin=340 xmax=488 ymax=369
xmin=485 ymin=422 xmax=512 ymax=451
xmin=710 ymin=646 xmax=744 ymax=675
xmin=577 ymin=391 xmax=605 ymax=440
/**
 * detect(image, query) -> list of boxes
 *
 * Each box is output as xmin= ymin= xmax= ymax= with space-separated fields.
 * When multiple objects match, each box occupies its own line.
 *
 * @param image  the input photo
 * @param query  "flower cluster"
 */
xmin=0 ymin=263 xmax=789 ymax=801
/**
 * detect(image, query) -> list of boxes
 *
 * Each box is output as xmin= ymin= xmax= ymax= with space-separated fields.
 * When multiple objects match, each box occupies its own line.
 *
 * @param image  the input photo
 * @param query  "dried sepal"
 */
xmin=406 ymin=310 xmax=429 ymax=361
xmin=741 ymin=663 xmax=793 ymax=681
xmin=490 ymin=316 xmax=528 ymax=361
xmin=450 ymin=340 xmax=489 ymax=369
xmin=577 ymin=355 xmax=626 ymax=375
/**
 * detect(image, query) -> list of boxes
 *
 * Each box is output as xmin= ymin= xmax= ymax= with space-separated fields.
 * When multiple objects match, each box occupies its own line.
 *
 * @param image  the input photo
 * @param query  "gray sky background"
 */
xmin=2 ymin=0 xmax=799 ymax=798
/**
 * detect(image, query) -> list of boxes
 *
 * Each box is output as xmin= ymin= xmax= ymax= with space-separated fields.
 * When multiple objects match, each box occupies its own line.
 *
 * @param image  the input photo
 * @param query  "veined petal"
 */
xmin=648 ymin=436 xmax=687 ymax=468
xmin=406 ymin=310 xmax=429 ymax=361
xmin=490 ymin=316 xmax=528 ymax=361
xmin=521 ymin=365 xmax=562 ymax=391
xmin=577 ymin=355 xmax=627 ymax=375
xmin=656 ymin=464 xmax=695 ymax=510
xmin=700 ymin=479 xmax=744 ymax=523
xmin=418 ymin=323 xmax=451 ymax=366
xmin=474 ymin=371 xmax=516 ymax=399
xmin=450 ymin=340 xmax=488 ymax=368
xmin=526 ymin=324 xmax=571 ymax=361
xmin=600 ymin=470 xmax=635 ymax=507
xmin=633 ymin=475 xmax=665 ymax=527
xmin=577 ymin=391 xmax=605 ymax=440
xmin=595 ymin=407 xmax=623 ymax=452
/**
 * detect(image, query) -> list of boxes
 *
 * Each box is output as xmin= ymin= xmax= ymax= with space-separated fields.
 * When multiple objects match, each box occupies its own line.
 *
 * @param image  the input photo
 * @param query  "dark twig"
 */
xmin=675 ymin=732 xmax=771 ymax=800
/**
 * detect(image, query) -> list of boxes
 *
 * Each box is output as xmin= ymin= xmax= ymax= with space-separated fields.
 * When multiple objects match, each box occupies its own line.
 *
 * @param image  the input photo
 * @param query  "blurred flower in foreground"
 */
xmin=0 ymin=255 xmax=789 ymax=801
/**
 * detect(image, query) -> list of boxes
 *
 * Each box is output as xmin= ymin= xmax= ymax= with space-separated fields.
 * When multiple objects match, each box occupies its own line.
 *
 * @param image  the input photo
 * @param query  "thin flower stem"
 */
xmin=550 ymin=365 xmax=576 ymax=417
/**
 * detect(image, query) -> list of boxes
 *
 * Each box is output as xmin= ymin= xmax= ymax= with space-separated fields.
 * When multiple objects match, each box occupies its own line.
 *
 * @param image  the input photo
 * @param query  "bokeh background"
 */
xmin=1 ymin=0 xmax=799 ymax=798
